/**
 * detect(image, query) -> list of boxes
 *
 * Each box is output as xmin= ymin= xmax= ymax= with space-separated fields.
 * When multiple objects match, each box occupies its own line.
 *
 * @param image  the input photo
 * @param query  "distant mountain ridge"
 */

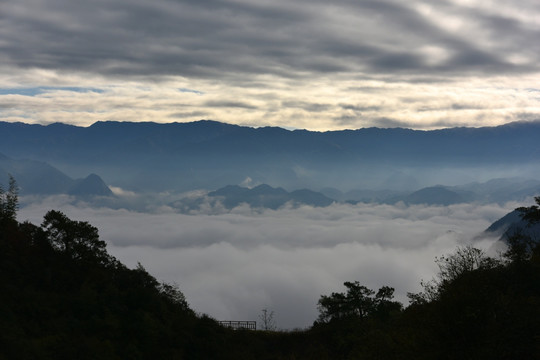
xmin=209 ymin=184 xmax=334 ymax=209
xmin=3 ymin=120 xmax=540 ymax=161
xmin=167 ymin=178 xmax=540 ymax=214
xmin=323 ymin=178 xmax=540 ymax=206
xmin=1 ymin=120 xmax=540 ymax=192
xmin=170 ymin=184 xmax=334 ymax=212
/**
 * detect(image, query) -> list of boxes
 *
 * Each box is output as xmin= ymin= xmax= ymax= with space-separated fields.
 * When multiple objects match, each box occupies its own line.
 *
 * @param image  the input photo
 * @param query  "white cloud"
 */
xmin=108 ymin=186 xmax=137 ymax=197
xmin=18 ymin=198 xmax=518 ymax=328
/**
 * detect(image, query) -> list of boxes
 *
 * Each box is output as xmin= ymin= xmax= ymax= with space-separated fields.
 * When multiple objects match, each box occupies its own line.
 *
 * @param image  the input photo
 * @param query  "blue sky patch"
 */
xmin=178 ymin=88 xmax=204 ymax=95
xmin=0 ymin=87 xmax=105 ymax=96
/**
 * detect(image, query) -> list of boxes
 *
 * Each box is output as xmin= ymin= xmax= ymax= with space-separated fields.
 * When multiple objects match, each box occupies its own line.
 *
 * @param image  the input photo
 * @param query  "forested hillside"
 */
xmin=1 ymin=179 xmax=539 ymax=359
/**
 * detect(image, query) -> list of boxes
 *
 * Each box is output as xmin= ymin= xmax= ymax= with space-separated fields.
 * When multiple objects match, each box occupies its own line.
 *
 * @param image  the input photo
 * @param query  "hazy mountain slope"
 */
xmin=484 ymin=210 xmax=540 ymax=242
xmin=0 ymin=152 xmax=74 ymax=194
xmin=454 ymin=178 xmax=540 ymax=204
xmin=0 ymin=153 xmax=112 ymax=196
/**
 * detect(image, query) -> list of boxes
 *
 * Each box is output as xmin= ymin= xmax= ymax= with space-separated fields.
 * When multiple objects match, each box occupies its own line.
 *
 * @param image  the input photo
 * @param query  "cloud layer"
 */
xmin=18 ymin=197 xmax=517 ymax=328
xmin=1 ymin=0 xmax=540 ymax=129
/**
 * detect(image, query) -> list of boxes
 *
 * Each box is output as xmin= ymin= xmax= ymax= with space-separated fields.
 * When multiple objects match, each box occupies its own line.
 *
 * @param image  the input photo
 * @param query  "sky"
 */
xmin=2 ymin=0 xmax=540 ymax=130
xmin=18 ymin=195 xmax=516 ymax=329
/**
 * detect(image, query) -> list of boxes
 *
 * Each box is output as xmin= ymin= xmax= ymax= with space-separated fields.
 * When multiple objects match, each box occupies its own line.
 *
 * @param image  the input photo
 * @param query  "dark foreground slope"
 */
xmin=0 ymin=213 xmax=229 ymax=359
xmin=1 ymin=197 xmax=539 ymax=359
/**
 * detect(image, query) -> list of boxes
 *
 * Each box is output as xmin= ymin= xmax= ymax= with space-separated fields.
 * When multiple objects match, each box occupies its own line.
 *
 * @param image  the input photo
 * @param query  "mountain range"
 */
xmin=2 ymin=147 xmax=539 ymax=211
xmin=176 ymin=179 xmax=540 ymax=213
xmin=1 ymin=120 xmax=540 ymax=192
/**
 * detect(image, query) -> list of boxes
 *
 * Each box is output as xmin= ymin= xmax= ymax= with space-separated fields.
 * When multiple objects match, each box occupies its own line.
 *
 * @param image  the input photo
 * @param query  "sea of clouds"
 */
xmin=18 ymin=196 xmax=519 ymax=329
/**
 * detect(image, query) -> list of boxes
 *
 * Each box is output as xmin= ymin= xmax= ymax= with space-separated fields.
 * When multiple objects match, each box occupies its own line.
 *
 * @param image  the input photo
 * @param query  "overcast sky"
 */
xmin=19 ymin=196 xmax=516 ymax=328
xmin=2 ymin=0 xmax=540 ymax=130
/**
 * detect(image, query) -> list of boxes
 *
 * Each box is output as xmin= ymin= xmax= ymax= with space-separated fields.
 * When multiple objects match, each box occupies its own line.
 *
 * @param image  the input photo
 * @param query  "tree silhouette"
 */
xmin=0 ymin=175 xmax=18 ymax=222
xmin=259 ymin=308 xmax=276 ymax=331
xmin=317 ymin=281 xmax=401 ymax=322
xmin=517 ymin=196 xmax=540 ymax=225
xmin=41 ymin=210 xmax=110 ymax=264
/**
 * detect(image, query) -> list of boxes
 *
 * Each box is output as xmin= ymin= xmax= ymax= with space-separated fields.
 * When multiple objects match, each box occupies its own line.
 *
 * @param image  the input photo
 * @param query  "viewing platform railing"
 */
xmin=219 ymin=321 xmax=257 ymax=330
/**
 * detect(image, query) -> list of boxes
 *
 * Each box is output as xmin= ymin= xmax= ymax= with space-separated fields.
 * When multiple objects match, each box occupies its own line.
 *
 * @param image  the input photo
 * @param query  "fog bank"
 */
xmin=18 ymin=198 xmax=517 ymax=328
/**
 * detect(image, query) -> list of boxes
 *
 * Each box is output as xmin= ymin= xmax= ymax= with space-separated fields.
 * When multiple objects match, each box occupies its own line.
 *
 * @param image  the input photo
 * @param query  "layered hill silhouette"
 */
xmin=3 ymin=143 xmax=538 ymax=209
xmin=1 ymin=120 xmax=539 ymax=192
xmin=170 ymin=184 xmax=334 ymax=212
xmin=167 ymin=178 xmax=540 ymax=213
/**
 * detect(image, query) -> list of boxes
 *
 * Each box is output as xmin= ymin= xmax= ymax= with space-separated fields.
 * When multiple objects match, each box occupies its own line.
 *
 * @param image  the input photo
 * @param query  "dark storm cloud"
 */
xmin=170 ymin=111 xmax=210 ymax=119
xmin=2 ymin=0 xmax=539 ymax=81
xmin=203 ymin=100 xmax=259 ymax=109
xmin=339 ymin=104 xmax=382 ymax=112
xmin=282 ymin=101 xmax=332 ymax=112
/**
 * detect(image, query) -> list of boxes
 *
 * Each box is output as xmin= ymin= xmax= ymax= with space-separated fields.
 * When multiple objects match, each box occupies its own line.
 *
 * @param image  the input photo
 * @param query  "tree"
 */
xmin=517 ymin=196 xmax=540 ymax=225
xmin=317 ymin=281 xmax=401 ymax=322
xmin=508 ymin=197 xmax=540 ymax=262
xmin=342 ymin=281 xmax=376 ymax=318
xmin=504 ymin=231 xmax=536 ymax=263
xmin=41 ymin=210 xmax=110 ymax=264
xmin=374 ymin=286 xmax=403 ymax=317
xmin=0 ymin=175 xmax=18 ymax=222
xmin=435 ymin=245 xmax=492 ymax=284
xmin=408 ymin=245 xmax=498 ymax=304
xmin=158 ymin=282 xmax=191 ymax=312
xmin=259 ymin=308 xmax=276 ymax=331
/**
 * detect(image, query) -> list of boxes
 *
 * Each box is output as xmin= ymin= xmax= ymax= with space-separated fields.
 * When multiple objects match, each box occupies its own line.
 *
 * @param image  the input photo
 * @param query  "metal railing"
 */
xmin=219 ymin=320 xmax=257 ymax=330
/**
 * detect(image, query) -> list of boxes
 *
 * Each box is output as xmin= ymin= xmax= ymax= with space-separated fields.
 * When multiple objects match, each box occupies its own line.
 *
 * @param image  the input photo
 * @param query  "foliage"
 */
xmin=408 ymin=245 xmax=499 ymax=303
xmin=0 ymin=174 xmax=18 ymax=222
xmin=317 ymin=281 xmax=402 ymax=323
xmin=0 ymin=206 xmax=218 ymax=359
xmin=41 ymin=210 xmax=111 ymax=264
xmin=504 ymin=231 xmax=537 ymax=263
xmin=517 ymin=195 xmax=540 ymax=225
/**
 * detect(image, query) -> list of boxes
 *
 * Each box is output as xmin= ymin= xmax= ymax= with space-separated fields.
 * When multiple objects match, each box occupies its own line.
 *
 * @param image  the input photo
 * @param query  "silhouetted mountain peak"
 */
xmin=405 ymin=186 xmax=465 ymax=205
xmin=68 ymin=174 xmax=113 ymax=197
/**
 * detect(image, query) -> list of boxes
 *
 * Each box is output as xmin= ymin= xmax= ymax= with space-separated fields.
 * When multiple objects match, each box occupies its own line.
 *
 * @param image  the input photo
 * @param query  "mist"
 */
xmin=18 ymin=196 xmax=519 ymax=329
